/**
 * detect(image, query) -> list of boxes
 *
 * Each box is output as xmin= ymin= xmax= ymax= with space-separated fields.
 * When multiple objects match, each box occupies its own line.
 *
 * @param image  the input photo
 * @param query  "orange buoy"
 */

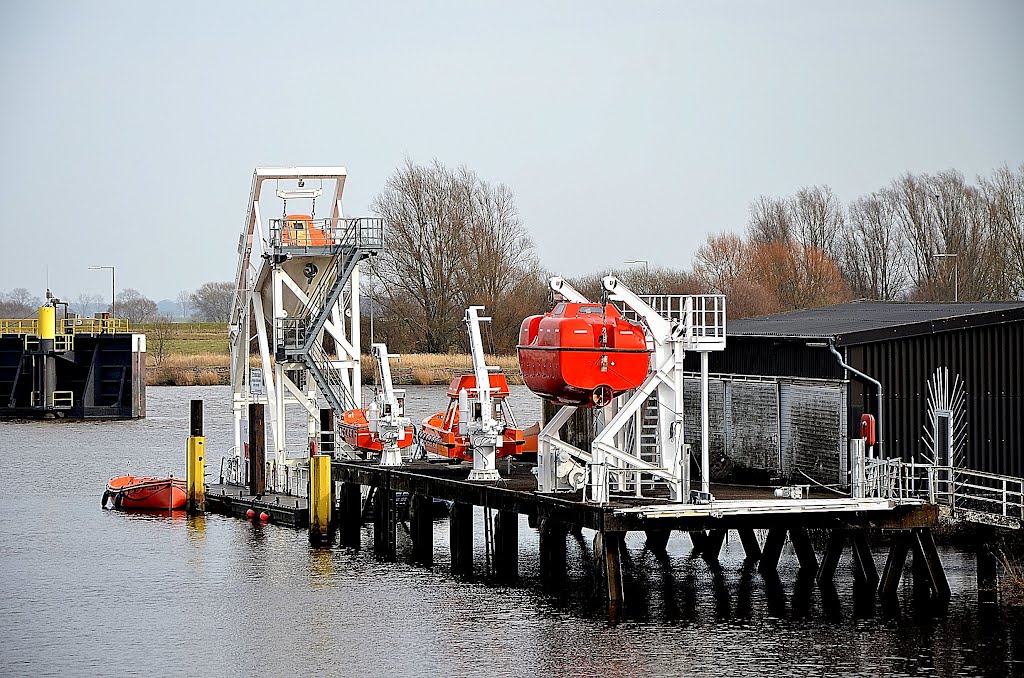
xmin=246 ymin=508 xmax=255 ymax=519
xmin=259 ymin=512 xmax=270 ymax=521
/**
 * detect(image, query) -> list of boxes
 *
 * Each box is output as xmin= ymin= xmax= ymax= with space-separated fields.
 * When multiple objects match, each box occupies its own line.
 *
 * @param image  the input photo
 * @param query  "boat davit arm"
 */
xmin=549 ymin=277 xmax=590 ymax=303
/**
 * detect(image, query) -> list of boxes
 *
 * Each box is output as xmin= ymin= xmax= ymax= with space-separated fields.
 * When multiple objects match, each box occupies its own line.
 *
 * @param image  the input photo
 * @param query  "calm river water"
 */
xmin=1 ymin=385 xmax=1022 ymax=677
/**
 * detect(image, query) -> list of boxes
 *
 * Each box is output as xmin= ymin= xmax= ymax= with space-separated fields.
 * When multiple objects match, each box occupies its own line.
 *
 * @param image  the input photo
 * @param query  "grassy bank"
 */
xmin=138 ymin=322 xmax=521 ymax=386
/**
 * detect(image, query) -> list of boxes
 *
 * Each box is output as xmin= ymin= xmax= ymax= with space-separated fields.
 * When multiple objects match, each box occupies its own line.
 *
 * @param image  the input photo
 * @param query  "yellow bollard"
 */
xmin=186 ymin=436 xmax=205 ymax=514
xmin=37 ymin=305 xmax=56 ymax=340
xmin=309 ymin=454 xmax=332 ymax=543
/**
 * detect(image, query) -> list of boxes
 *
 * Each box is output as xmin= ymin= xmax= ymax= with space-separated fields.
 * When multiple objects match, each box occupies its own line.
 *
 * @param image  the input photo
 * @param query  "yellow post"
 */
xmin=37 ymin=305 xmax=56 ymax=340
xmin=187 ymin=436 xmax=205 ymax=514
xmin=309 ymin=454 xmax=332 ymax=543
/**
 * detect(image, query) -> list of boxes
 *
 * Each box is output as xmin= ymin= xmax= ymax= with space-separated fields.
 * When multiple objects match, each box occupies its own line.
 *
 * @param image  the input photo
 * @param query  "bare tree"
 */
xmin=190 ymin=282 xmax=234 ymax=322
xmin=790 ymin=185 xmax=844 ymax=258
xmin=0 ymin=288 xmax=42 ymax=317
xmin=176 ymin=290 xmax=193 ymax=320
xmin=372 ymin=159 xmax=541 ymax=354
xmin=840 ymin=192 xmax=908 ymax=300
xmin=979 ymin=164 xmax=1024 ymax=299
xmin=147 ymin=314 xmax=177 ymax=366
xmin=114 ymin=289 xmax=158 ymax=323
xmin=694 ymin=232 xmax=748 ymax=295
xmin=74 ymin=292 xmax=105 ymax=317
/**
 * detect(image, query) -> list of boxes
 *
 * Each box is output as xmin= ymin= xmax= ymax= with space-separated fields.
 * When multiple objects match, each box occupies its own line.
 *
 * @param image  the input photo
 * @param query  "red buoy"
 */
xmin=259 ymin=512 xmax=270 ymax=522
xmin=246 ymin=508 xmax=255 ymax=519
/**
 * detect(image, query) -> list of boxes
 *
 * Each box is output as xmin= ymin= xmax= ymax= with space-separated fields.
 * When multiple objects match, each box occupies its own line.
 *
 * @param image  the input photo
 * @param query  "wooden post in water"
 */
xmin=338 ymin=482 xmax=362 ymax=548
xmin=373 ymin=478 xmax=397 ymax=561
xmin=410 ymin=494 xmax=434 ymax=567
xmin=309 ymin=454 xmax=333 ymax=545
xmin=248 ymin=403 xmax=265 ymax=497
xmin=493 ymin=510 xmax=519 ymax=583
xmin=450 ymin=502 xmax=473 ymax=577
xmin=601 ymin=531 xmax=626 ymax=606
xmin=186 ymin=399 xmax=205 ymax=514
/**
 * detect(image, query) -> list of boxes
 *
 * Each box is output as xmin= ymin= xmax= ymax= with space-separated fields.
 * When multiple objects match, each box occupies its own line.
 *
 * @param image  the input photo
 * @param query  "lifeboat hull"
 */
xmin=338 ymin=408 xmax=415 ymax=453
xmin=104 ymin=475 xmax=186 ymax=510
xmin=518 ymin=302 xmax=651 ymax=407
xmin=420 ymin=372 xmax=526 ymax=462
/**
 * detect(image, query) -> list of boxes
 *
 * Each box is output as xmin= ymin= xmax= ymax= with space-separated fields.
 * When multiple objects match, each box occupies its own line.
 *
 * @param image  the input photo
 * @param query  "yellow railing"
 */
xmin=0 ymin=317 xmax=129 ymax=336
xmin=53 ymin=391 xmax=74 ymax=408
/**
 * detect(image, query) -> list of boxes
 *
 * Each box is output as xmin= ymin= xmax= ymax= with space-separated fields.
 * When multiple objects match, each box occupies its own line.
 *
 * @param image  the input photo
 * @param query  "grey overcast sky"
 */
xmin=1 ymin=1 xmax=1022 ymax=302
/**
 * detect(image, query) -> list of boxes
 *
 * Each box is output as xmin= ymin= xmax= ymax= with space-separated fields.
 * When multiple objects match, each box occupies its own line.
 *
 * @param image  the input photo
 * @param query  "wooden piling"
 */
xmin=879 ymin=530 xmax=912 ymax=598
xmin=911 ymin=528 xmax=950 ymax=600
xmin=851 ymin=532 xmax=879 ymax=587
xmin=644 ymin=529 xmax=671 ymax=553
xmin=737 ymin=528 xmax=762 ymax=561
xmin=539 ymin=518 xmax=567 ymax=582
xmin=410 ymin=493 xmax=434 ymax=567
xmin=450 ymin=502 xmax=473 ymax=577
xmin=701 ymin=529 xmax=727 ymax=563
xmin=373 ymin=484 xmax=397 ymax=561
xmin=338 ymin=482 xmax=362 ymax=548
xmin=759 ymin=528 xmax=787 ymax=573
xmin=602 ymin=531 xmax=626 ymax=605
xmin=248 ymin=403 xmax=265 ymax=497
xmin=493 ymin=510 xmax=519 ymax=584
xmin=789 ymin=526 xmax=819 ymax=574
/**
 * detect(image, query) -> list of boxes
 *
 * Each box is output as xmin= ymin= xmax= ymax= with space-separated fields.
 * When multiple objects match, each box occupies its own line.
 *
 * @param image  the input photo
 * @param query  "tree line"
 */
xmin=366 ymin=161 xmax=1024 ymax=354
xmin=0 ymin=281 xmax=235 ymax=324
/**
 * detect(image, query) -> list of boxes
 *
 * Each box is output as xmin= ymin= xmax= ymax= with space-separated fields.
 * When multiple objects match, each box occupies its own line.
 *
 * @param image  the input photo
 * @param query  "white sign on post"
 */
xmin=250 ymin=368 xmax=264 ymax=396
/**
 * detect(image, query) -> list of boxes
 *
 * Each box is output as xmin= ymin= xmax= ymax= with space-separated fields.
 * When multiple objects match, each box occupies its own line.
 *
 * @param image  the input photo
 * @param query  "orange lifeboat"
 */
xmin=420 ymin=373 xmax=526 ymax=462
xmin=103 ymin=475 xmax=186 ymax=510
xmin=338 ymin=406 xmax=415 ymax=453
xmin=517 ymin=302 xmax=651 ymax=406
xmin=281 ymin=213 xmax=329 ymax=247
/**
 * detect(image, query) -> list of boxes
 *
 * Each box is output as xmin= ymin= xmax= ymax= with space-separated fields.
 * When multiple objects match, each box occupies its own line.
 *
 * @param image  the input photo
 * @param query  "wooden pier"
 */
xmin=329 ymin=458 xmax=949 ymax=607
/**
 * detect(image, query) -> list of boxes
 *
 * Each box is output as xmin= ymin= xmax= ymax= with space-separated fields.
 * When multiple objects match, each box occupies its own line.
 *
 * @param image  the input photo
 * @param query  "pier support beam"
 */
xmin=373 ymin=485 xmax=397 ymax=561
xmin=911 ymin=528 xmax=951 ymax=600
xmin=977 ymin=526 xmax=998 ymax=604
xmin=701 ymin=529 xmax=727 ymax=563
xmin=644 ymin=529 xmax=671 ymax=553
xmin=789 ymin=526 xmax=818 ymax=574
xmin=878 ymin=529 xmax=949 ymax=600
xmin=186 ymin=399 xmax=205 ymax=515
xmin=450 ymin=502 xmax=473 ymax=577
xmin=338 ymin=482 xmax=362 ymax=548
xmin=410 ymin=493 xmax=434 ymax=567
xmin=493 ymin=510 xmax=519 ymax=584
xmin=599 ymin=531 xmax=626 ymax=606
xmin=737 ymin=528 xmax=761 ymax=562
xmin=879 ymin=531 xmax=913 ymax=598
xmin=539 ymin=518 xmax=567 ymax=589
xmin=818 ymin=530 xmax=878 ymax=586
xmin=759 ymin=528 xmax=787 ymax=573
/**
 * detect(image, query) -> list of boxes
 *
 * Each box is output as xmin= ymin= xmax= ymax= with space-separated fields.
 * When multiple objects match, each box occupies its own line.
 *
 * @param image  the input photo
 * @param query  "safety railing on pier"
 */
xmin=268 ymin=217 xmax=384 ymax=254
xmin=619 ymin=294 xmax=727 ymax=350
xmin=0 ymin=318 xmax=129 ymax=336
xmin=863 ymin=458 xmax=1024 ymax=527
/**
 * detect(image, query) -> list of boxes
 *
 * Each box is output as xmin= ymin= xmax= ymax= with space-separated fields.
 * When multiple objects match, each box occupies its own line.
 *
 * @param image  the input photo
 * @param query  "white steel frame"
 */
xmin=228 ymin=167 xmax=363 ymax=493
xmin=535 ymin=276 xmax=726 ymax=504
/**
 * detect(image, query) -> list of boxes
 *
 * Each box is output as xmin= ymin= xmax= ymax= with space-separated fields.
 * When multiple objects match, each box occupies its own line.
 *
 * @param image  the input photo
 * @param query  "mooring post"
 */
xmin=539 ymin=518 xmax=567 ymax=589
xmin=248 ymin=403 xmax=265 ymax=497
xmin=410 ymin=493 xmax=434 ymax=567
xmin=186 ymin=399 xmax=205 ymax=514
xmin=308 ymin=454 xmax=333 ymax=545
xmin=338 ymin=482 xmax=362 ymax=548
xmin=450 ymin=502 xmax=474 ymax=577
xmin=373 ymin=478 xmax=397 ymax=561
xmin=493 ymin=510 xmax=519 ymax=584
xmin=759 ymin=528 xmax=788 ymax=573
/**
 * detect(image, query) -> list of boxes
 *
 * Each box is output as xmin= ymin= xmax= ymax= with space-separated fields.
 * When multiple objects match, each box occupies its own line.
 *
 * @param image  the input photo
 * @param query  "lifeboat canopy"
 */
xmin=517 ymin=302 xmax=651 ymax=407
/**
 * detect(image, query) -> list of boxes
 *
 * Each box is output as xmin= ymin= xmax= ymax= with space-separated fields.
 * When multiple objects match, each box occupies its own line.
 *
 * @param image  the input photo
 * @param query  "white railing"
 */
xmin=863 ymin=458 xmax=1024 ymax=526
xmin=621 ymin=294 xmax=727 ymax=350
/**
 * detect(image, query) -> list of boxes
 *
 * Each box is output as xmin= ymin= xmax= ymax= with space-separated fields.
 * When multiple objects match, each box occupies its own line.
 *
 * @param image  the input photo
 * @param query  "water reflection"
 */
xmin=2 ymin=385 xmax=1024 ymax=678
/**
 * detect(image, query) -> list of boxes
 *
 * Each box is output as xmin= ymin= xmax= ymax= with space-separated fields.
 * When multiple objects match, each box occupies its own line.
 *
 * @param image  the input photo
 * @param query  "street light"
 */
xmin=89 ymin=266 xmax=115 ymax=316
xmin=933 ymin=253 xmax=958 ymax=302
xmin=623 ymin=259 xmax=649 ymax=273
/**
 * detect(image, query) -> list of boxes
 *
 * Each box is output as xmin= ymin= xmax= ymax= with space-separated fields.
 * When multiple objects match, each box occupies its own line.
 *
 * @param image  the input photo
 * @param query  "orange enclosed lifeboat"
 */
xmin=420 ymin=373 xmax=526 ymax=462
xmin=517 ymin=302 xmax=651 ymax=406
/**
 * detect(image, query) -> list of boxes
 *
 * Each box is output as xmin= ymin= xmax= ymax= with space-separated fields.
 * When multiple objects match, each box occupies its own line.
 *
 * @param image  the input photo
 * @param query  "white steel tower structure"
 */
xmin=227 ymin=167 xmax=382 ymax=494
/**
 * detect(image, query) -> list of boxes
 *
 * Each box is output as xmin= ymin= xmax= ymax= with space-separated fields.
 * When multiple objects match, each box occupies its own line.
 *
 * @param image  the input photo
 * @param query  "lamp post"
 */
xmin=933 ymin=253 xmax=958 ymax=302
xmin=624 ymin=259 xmax=649 ymax=293
xmin=89 ymin=266 xmax=115 ymax=316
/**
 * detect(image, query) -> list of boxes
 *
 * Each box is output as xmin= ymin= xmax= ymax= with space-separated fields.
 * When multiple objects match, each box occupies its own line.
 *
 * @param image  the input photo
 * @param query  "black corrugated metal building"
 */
xmin=682 ymin=301 xmax=1024 ymax=485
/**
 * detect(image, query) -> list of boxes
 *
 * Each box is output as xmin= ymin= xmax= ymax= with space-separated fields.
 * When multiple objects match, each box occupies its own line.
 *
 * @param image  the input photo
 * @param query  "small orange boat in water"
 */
xmin=420 ymin=372 xmax=527 ymax=462
xmin=338 ymin=406 xmax=416 ymax=453
xmin=103 ymin=475 xmax=186 ymax=510
xmin=518 ymin=301 xmax=651 ymax=406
